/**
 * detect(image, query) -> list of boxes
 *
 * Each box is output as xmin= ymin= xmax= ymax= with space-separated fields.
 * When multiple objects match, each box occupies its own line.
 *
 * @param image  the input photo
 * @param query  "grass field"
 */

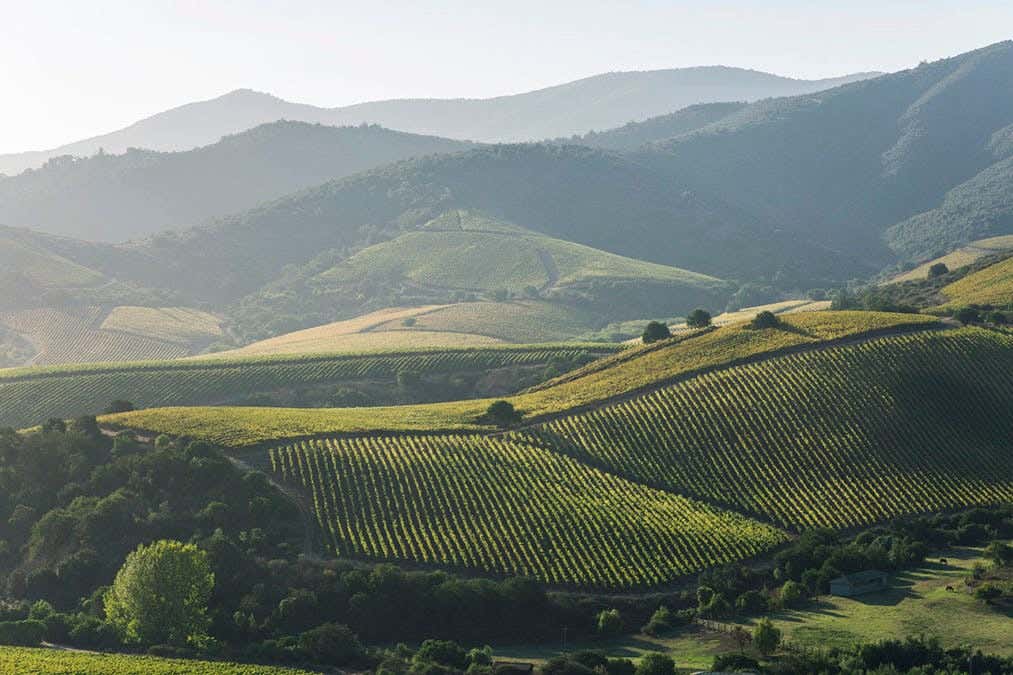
xmin=495 ymin=545 xmax=1012 ymax=669
xmin=891 ymin=234 xmax=1013 ymax=283
xmin=937 ymin=255 xmax=1013 ymax=308
xmin=99 ymin=306 xmax=223 ymax=344
xmin=0 ymin=646 xmax=316 ymax=674
xmin=1 ymin=344 xmax=614 ymax=430
xmin=268 ymin=433 xmax=786 ymax=588
xmin=103 ymin=312 xmax=939 ymax=446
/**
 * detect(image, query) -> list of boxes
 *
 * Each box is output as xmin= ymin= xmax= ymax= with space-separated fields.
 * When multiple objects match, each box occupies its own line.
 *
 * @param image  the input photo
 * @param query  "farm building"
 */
xmin=829 ymin=570 xmax=889 ymax=597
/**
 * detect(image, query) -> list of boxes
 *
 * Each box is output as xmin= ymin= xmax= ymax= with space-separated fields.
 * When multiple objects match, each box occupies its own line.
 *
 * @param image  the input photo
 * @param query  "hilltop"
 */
xmin=0 ymin=68 xmax=878 ymax=174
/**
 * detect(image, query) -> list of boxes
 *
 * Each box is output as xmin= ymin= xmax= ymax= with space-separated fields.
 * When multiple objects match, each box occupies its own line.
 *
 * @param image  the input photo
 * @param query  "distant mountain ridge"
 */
xmin=0 ymin=122 xmax=472 ymax=241
xmin=0 ymin=67 xmax=879 ymax=175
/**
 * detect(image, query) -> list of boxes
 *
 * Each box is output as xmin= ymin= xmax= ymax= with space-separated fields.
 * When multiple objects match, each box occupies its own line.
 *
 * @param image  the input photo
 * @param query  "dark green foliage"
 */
xmin=711 ymin=653 xmax=759 ymax=672
xmin=750 ymin=310 xmax=780 ymax=328
xmin=641 ymin=321 xmax=671 ymax=344
xmin=752 ymin=618 xmax=781 ymax=656
xmin=298 ymin=623 xmax=365 ymax=665
xmin=685 ymin=308 xmax=711 ymax=328
xmin=104 ymin=400 xmax=135 ymax=414
xmin=954 ymin=306 xmax=981 ymax=324
xmin=984 ymin=540 xmax=1013 ymax=566
xmin=974 ymin=582 xmax=1003 ymax=602
xmin=484 ymin=400 xmax=522 ymax=428
xmin=634 ymin=652 xmax=675 ymax=675
xmin=595 ymin=608 xmax=622 ymax=636
xmin=0 ymin=620 xmax=45 ymax=646
xmin=928 ymin=262 xmax=950 ymax=278
xmin=415 ymin=639 xmax=469 ymax=670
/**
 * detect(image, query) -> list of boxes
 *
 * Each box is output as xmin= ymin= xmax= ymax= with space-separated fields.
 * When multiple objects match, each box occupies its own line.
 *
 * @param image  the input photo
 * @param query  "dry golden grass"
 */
xmin=890 ymin=234 xmax=1013 ymax=283
xmin=937 ymin=255 xmax=1013 ymax=308
xmin=100 ymin=306 xmax=222 ymax=343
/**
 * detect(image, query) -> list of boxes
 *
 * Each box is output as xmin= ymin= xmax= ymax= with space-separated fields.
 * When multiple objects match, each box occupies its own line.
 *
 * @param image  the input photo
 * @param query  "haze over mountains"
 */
xmin=0 ymin=66 xmax=877 ymax=175
xmin=4 ymin=41 xmax=1013 ymax=364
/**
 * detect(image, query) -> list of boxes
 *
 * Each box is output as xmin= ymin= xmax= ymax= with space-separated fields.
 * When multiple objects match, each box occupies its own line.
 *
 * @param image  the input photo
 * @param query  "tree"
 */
xmin=974 ymin=583 xmax=1002 ymax=603
xmin=298 ymin=623 xmax=364 ymax=665
xmin=751 ymin=310 xmax=780 ymax=329
xmin=635 ymin=652 xmax=675 ymax=675
xmin=927 ymin=262 xmax=949 ymax=278
xmin=686 ymin=309 xmax=712 ymax=328
xmin=780 ymin=580 xmax=805 ymax=608
xmin=596 ymin=608 xmax=622 ymax=636
xmin=104 ymin=540 xmax=214 ymax=646
xmin=731 ymin=625 xmax=752 ymax=652
xmin=484 ymin=400 xmax=522 ymax=428
xmin=753 ymin=618 xmax=781 ymax=656
xmin=954 ymin=306 xmax=980 ymax=325
xmin=641 ymin=321 xmax=671 ymax=344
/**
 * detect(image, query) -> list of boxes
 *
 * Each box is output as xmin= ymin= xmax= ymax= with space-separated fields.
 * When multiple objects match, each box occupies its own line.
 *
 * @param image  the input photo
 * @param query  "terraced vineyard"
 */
xmin=937 ymin=255 xmax=1013 ymax=309
xmin=0 ymin=646 xmax=315 ymax=674
xmin=0 ymin=344 xmax=614 ymax=429
xmin=268 ymin=433 xmax=787 ymax=588
xmin=544 ymin=328 xmax=1013 ymax=528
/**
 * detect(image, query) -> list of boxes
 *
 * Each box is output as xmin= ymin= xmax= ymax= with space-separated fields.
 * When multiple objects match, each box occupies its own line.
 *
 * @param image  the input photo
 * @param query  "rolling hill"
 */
xmin=0 ymin=122 xmax=472 ymax=241
xmin=0 ymin=343 xmax=614 ymax=430
xmin=101 ymin=311 xmax=1013 ymax=588
xmin=935 ymin=254 xmax=1013 ymax=309
xmin=888 ymin=234 xmax=1013 ymax=283
xmin=0 ymin=69 xmax=877 ymax=175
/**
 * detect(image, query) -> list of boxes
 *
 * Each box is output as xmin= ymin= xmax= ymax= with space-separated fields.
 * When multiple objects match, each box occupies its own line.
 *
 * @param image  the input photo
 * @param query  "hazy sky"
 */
xmin=3 ymin=0 xmax=1012 ymax=153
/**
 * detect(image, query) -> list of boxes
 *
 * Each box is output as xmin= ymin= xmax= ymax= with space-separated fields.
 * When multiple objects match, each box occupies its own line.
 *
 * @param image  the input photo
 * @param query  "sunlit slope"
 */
xmin=889 ymin=234 xmax=1013 ymax=283
xmin=1 ymin=344 xmax=613 ymax=430
xmin=936 ymin=255 xmax=1013 ymax=308
xmin=543 ymin=328 xmax=1013 ymax=529
xmin=268 ymin=432 xmax=787 ymax=588
xmin=103 ymin=312 xmax=938 ymax=446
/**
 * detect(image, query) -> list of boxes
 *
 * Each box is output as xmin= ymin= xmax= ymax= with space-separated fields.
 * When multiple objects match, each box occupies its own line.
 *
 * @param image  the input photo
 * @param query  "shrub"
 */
xmin=954 ymin=306 xmax=980 ymax=325
xmin=751 ymin=310 xmax=780 ymax=329
xmin=298 ymin=623 xmax=365 ymax=665
xmin=641 ymin=605 xmax=672 ymax=636
xmin=641 ymin=321 xmax=671 ymax=344
xmin=634 ymin=652 xmax=675 ymax=675
xmin=974 ymin=583 xmax=1003 ymax=603
xmin=712 ymin=653 xmax=760 ymax=671
xmin=596 ymin=608 xmax=622 ymax=636
xmin=927 ymin=262 xmax=949 ymax=278
xmin=780 ymin=580 xmax=806 ymax=608
xmin=753 ymin=618 xmax=781 ymax=656
xmin=415 ymin=639 xmax=469 ymax=669
xmin=685 ymin=309 xmax=712 ymax=328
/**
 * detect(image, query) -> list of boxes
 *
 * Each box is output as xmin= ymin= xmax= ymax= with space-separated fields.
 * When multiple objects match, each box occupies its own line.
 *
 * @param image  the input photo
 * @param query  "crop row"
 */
xmin=0 ymin=646 xmax=313 ymax=674
xmin=268 ymin=433 xmax=786 ymax=588
xmin=543 ymin=328 xmax=1013 ymax=530
xmin=1 ymin=345 xmax=611 ymax=429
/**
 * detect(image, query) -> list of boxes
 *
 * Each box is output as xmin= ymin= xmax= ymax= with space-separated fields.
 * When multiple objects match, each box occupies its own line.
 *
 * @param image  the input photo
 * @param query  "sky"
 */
xmin=3 ymin=0 xmax=1012 ymax=153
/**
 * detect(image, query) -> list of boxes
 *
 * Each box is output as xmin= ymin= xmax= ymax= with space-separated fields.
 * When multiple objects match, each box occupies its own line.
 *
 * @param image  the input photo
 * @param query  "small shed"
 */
xmin=829 ymin=570 xmax=888 ymax=597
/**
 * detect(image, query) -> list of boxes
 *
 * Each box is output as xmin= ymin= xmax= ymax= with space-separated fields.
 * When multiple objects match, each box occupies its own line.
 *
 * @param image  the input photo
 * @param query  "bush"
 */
xmin=712 ymin=653 xmax=760 ymax=671
xmin=0 ymin=620 xmax=46 ymax=646
xmin=780 ymin=580 xmax=805 ymax=608
xmin=750 ymin=310 xmax=780 ymax=329
xmin=954 ymin=306 xmax=980 ymax=325
xmin=753 ymin=618 xmax=781 ymax=656
xmin=415 ymin=639 xmax=469 ymax=670
xmin=641 ymin=606 xmax=672 ymax=636
xmin=685 ymin=309 xmax=712 ymax=328
xmin=298 ymin=622 xmax=364 ymax=665
xmin=641 ymin=321 xmax=671 ymax=344
xmin=634 ymin=652 xmax=675 ymax=675
xmin=974 ymin=583 xmax=1003 ymax=603
xmin=927 ymin=262 xmax=949 ymax=278
xmin=596 ymin=608 xmax=622 ymax=636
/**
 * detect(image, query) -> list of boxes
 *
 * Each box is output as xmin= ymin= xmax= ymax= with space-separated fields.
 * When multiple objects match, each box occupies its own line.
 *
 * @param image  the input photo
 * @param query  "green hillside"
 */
xmin=573 ymin=101 xmax=747 ymax=151
xmin=0 ymin=121 xmax=471 ymax=242
xmin=0 ymin=343 xmax=613 ymax=430
xmin=0 ymin=647 xmax=316 ymax=674
xmin=103 ymin=313 xmax=1013 ymax=589
xmin=269 ymin=433 xmax=785 ymax=588
xmin=936 ymin=255 xmax=1013 ymax=308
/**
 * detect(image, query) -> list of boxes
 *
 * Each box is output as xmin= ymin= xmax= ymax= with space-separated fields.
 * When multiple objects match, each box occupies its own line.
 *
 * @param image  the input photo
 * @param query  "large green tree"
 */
xmin=104 ymin=540 xmax=214 ymax=646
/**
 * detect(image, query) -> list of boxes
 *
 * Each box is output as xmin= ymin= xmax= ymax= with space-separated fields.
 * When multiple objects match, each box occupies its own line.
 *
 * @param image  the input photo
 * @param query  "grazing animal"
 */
xmin=946 ymin=585 xmax=954 ymax=592
xmin=940 ymin=558 xmax=948 ymax=565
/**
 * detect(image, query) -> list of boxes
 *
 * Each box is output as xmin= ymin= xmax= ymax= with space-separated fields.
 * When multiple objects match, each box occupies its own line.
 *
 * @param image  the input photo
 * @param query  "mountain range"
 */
xmin=0 ymin=67 xmax=877 ymax=175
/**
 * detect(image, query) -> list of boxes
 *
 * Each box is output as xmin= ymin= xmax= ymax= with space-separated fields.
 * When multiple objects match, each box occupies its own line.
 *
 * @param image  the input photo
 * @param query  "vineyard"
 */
xmin=937 ymin=255 xmax=1013 ymax=308
xmin=267 ymin=433 xmax=787 ymax=588
xmin=0 ymin=646 xmax=315 ymax=674
xmin=543 ymin=328 xmax=1013 ymax=529
xmin=1 ymin=344 xmax=614 ymax=429
xmin=102 ymin=311 xmax=939 ymax=445
xmin=0 ymin=307 xmax=191 ymax=366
